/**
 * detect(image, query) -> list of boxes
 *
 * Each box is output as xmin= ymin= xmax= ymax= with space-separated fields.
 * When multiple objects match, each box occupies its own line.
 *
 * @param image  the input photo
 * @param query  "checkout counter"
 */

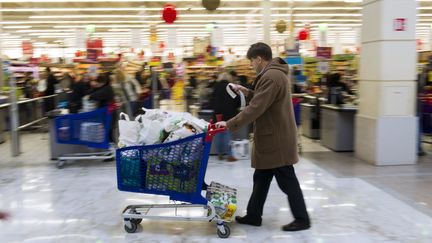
xmin=320 ymin=104 xmax=357 ymax=152
xmin=300 ymin=95 xmax=325 ymax=139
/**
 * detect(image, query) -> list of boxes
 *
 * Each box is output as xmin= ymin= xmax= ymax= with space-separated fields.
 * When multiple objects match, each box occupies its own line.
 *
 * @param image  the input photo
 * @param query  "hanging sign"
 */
xmin=316 ymin=47 xmax=332 ymax=59
xmin=22 ymin=41 xmax=33 ymax=57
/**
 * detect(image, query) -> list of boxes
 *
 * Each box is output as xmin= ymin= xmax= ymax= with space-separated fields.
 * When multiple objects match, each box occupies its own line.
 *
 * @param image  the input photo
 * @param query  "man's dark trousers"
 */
xmin=246 ymin=165 xmax=310 ymax=223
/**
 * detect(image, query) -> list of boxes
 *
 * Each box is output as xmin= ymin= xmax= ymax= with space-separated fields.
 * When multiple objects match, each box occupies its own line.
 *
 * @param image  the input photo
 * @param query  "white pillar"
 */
xmin=428 ymin=27 xmax=432 ymax=51
xmin=262 ymin=0 xmax=271 ymax=45
xmin=355 ymin=0 xmax=418 ymax=165
xmin=0 ymin=2 xmax=3 ymax=87
xmin=334 ymin=32 xmax=343 ymax=54
xmin=355 ymin=27 xmax=361 ymax=50
xmin=319 ymin=28 xmax=328 ymax=47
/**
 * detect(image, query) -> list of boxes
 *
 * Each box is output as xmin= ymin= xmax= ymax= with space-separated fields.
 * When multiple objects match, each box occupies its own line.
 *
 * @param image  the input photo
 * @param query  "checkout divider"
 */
xmin=0 ymin=94 xmax=58 ymax=156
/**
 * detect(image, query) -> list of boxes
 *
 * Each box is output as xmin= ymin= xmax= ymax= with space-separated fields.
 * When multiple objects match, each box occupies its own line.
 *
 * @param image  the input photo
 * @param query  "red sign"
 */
xmin=86 ymin=38 xmax=103 ymax=60
xmin=394 ymin=18 xmax=406 ymax=31
xmin=22 ymin=41 xmax=33 ymax=56
xmin=316 ymin=47 xmax=332 ymax=59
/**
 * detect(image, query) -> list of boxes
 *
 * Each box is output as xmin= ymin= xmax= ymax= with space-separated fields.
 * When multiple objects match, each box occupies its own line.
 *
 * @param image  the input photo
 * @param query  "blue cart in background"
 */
xmin=54 ymin=107 xmax=115 ymax=168
xmin=116 ymin=124 xmax=232 ymax=238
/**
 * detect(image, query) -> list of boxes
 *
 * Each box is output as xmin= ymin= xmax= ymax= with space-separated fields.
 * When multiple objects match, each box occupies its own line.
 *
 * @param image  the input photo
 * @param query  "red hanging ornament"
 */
xmin=298 ymin=29 xmax=309 ymax=41
xmin=159 ymin=41 xmax=166 ymax=50
xmin=162 ymin=4 xmax=177 ymax=24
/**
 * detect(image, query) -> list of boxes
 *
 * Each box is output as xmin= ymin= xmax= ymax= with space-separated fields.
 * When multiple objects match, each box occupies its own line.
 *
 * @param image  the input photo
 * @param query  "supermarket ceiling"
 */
xmin=0 ymin=0 xmax=432 ymax=49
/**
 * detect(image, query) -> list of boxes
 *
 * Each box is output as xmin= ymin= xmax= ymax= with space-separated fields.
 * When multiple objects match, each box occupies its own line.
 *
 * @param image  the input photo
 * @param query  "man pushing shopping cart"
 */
xmin=215 ymin=42 xmax=311 ymax=232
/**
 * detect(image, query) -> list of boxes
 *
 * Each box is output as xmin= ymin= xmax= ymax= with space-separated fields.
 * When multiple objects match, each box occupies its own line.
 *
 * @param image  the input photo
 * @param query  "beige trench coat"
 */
xmin=227 ymin=57 xmax=299 ymax=169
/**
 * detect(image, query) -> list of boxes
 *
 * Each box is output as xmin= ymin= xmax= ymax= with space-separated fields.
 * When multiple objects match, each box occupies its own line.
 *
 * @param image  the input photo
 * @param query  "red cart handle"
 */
xmin=205 ymin=120 xmax=226 ymax=142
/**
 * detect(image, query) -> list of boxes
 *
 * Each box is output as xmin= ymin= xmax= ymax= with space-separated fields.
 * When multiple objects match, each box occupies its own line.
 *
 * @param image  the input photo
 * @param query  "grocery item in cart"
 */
xmin=80 ymin=122 xmax=105 ymax=143
xmin=118 ymin=108 xmax=209 ymax=146
xmin=206 ymin=182 xmax=238 ymax=221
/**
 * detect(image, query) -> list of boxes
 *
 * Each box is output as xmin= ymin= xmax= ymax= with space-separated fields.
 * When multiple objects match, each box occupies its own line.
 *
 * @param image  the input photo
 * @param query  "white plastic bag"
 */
xmin=164 ymin=126 xmax=196 ymax=143
xmin=138 ymin=116 xmax=164 ymax=145
xmin=231 ymin=140 xmax=250 ymax=160
xmin=141 ymin=108 xmax=169 ymax=121
xmin=118 ymin=112 xmax=141 ymax=147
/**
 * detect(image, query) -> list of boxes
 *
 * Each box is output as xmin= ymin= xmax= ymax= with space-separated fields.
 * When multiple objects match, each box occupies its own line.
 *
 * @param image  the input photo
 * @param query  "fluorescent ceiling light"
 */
xmin=108 ymin=29 xmax=132 ymax=32
xmin=53 ymin=25 xmax=146 ymax=28
xmin=28 ymin=33 xmax=71 ymax=36
xmin=3 ymin=26 xmax=32 ymax=29
xmin=16 ymin=29 xmax=74 ymax=33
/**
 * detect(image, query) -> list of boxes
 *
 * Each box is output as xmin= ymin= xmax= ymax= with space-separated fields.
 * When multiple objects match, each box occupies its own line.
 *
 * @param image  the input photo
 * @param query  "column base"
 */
xmin=355 ymin=115 xmax=418 ymax=166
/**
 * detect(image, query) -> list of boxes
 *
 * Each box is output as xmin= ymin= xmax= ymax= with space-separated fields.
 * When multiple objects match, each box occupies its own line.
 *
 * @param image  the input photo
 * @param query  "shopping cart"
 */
xmin=54 ymin=107 xmax=115 ymax=168
xmin=116 ymin=123 xmax=233 ymax=238
xmin=292 ymin=97 xmax=303 ymax=154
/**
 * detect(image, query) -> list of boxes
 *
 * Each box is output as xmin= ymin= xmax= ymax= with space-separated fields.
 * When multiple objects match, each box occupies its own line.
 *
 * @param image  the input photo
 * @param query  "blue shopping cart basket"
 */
xmin=55 ymin=107 xmax=112 ymax=149
xmin=116 ymin=125 xmax=224 ymax=205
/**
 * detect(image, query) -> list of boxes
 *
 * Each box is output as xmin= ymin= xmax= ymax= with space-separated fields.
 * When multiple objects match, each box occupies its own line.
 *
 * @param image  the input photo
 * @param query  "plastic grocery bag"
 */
xmin=231 ymin=140 xmax=250 ymax=160
xmin=164 ymin=126 xmax=196 ymax=143
xmin=168 ymin=111 xmax=208 ymax=133
xmin=137 ymin=115 xmax=165 ymax=145
xmin=141 ymin=108 xmax=169 ymax=121
xmin=118 ymin=112 xmax=141 ymax=148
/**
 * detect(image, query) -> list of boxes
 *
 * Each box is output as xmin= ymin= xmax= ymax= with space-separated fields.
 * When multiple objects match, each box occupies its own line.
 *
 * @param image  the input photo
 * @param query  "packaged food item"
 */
xmin=206 ymin=182 xmax=238 ymax=221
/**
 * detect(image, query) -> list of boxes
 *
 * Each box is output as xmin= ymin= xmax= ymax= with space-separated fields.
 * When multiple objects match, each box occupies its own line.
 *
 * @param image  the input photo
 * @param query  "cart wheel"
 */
xmin=131 ymin=218 xmax=142 ymax=224
xmin=217 ymin=224 xmax=231 ymax=238
xmin=124 ymin=221 xmax=138 ymax=233
xmin=57 ymin=160 xmax=66 ymax=169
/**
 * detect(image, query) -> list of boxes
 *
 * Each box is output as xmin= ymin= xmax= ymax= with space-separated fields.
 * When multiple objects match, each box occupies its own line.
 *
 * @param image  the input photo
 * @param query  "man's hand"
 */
xmin=215 ymin=121 xmax=227 ymax=129
xmin=230 ymin=84 xmax=250 ymax=97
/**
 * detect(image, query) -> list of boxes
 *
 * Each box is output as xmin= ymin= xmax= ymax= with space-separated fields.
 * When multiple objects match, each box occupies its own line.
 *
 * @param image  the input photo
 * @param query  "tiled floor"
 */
xmin=1 ymin=133 xmax=432 ymax=242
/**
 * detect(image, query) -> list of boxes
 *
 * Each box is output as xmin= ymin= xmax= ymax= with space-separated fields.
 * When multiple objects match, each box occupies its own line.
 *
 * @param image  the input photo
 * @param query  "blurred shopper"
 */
xmin=326 ymin=73 xmax=353 ymax=105
xmin=23 ymin=72 xmax=34 ymax=99
xmin=115 ymin=69 xmax=142 ymax=116
xmin=87 ymin=73 xmax=116 ymax=142
xmin=188 ymin=75 xmax=197 ymax=89
xmin=230 ymin=70 xmax=239 ymax=84
xmin=44 ymin=67 xmax=59 ymax=112
xmin=211 ymin=72 xmax=240 ymax=162
xmin=61 ymin=72 xmax=75 ymax=91
xmin=215 ymin=42 xmax=310 ymax=231
xmin=238 ymin=75 xmax=250 ymax=90
xmin=135 ymin=63 xmax=147 ymax=86
xmin=199 ymin=74 xmax=218 ymax=109
xmin=68 ymin=74 xmax=90 ymax=113
xmin=88 ymin=73 xmax=115 ymax=109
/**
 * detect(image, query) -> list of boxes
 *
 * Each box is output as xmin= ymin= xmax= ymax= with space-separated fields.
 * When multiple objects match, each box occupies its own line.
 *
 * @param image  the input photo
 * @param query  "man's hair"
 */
xmin=246 ymin=42 xmax=272 ymax=61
